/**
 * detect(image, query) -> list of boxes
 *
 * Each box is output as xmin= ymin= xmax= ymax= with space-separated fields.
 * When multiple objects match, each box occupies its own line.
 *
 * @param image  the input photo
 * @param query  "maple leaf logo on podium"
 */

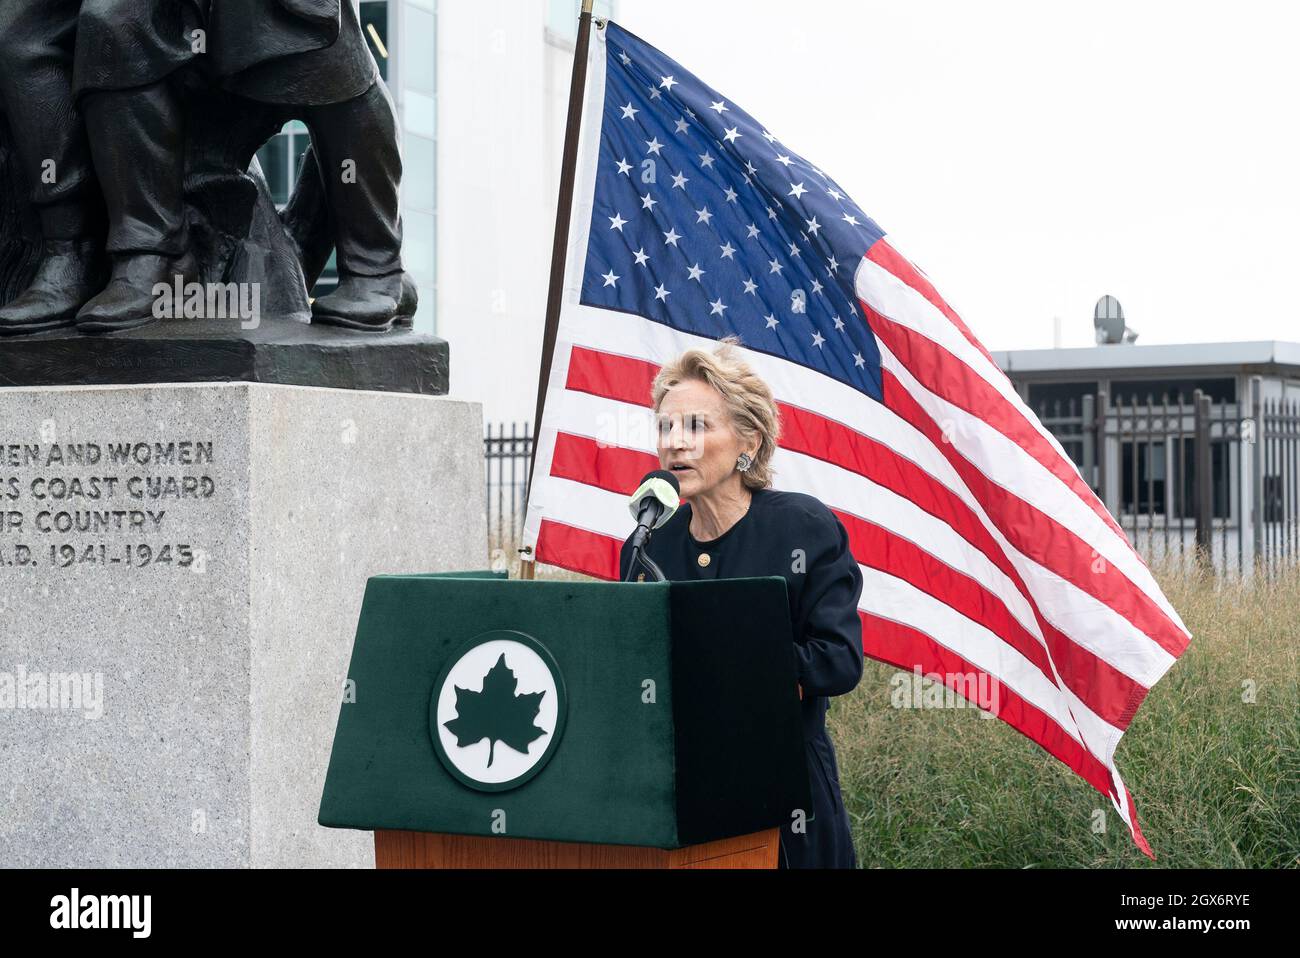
xmin=443 ymin=653 xmax=548 ymax=767
xmin=430 ymin=630 xmax=568 ymax=792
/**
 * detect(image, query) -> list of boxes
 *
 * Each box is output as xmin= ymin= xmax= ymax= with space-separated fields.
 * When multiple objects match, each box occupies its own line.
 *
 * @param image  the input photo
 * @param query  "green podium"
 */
xmin=318 ymin=571 xmax=811 ymax=868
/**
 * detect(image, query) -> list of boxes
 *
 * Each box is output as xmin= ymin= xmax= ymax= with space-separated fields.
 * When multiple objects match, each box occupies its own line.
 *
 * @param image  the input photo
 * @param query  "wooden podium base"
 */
xmin=375 ymin=827 xmax=780 ymax=869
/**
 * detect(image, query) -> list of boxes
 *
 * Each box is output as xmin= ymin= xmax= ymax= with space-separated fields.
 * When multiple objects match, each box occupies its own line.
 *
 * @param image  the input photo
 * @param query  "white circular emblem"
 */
xmin=430 ymin=631 xmax=567 ymax=792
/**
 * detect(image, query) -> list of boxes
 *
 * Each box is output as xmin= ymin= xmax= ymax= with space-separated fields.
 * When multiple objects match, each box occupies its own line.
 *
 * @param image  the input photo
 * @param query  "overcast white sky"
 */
xmin=615 ymin=0 xmax=1300 ymax=351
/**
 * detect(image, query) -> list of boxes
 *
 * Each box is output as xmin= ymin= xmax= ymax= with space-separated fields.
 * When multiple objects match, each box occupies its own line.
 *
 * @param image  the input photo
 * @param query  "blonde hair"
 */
xmin=651 ymin=336 xmax=781 ymax=490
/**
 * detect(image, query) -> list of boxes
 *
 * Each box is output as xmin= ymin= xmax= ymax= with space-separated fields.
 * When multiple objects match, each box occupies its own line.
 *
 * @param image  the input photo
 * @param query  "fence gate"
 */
xmin=1033 ymin=376 xmax=1300 ymax=577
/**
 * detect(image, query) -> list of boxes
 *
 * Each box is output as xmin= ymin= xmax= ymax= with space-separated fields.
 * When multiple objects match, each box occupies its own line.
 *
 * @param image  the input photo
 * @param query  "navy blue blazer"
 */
xmin=619 ymin=486 xmax=864 ymax=868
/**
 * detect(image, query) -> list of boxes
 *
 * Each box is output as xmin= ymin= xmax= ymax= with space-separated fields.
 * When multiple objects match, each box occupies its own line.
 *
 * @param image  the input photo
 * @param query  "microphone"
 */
xmin=628 ymin=469 xmax=681 ymax=534
xmin=624 ymin=470 xmax=680 ymax=581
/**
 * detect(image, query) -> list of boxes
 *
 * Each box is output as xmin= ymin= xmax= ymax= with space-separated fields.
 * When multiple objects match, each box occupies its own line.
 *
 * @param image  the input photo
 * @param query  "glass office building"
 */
xmin=255 ymin=0 xmax=438 ymax=335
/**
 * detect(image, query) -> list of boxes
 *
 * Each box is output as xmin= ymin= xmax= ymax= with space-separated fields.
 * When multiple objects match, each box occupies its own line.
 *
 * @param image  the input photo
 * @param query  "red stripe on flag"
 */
xmin=865 ymin=238 xmax=1004 ymax=377
xmin=778 ymin=403 xmax=1030 ymax=594
xmin=567 ymin=345 xmax=659 ymax=407
xmin=838 ymin=506 xmax=1149 ymax=730
xmin=862 ymin=302 xmax=1130 ymax=543
xmin=839 ymin=512 xmax=1053 ymax=678
xmin=550 ymin=431 xmax=653 ymax=496
xmin=881 ymin=370 xmax=1190 ymax=659
xmin=535 ymin=518 xmax=622 ymax=580
xmin=779 ymin=402 xmax=1155 ymax=726
xmin=1121 ymin=785 xmax=1155 ymax=858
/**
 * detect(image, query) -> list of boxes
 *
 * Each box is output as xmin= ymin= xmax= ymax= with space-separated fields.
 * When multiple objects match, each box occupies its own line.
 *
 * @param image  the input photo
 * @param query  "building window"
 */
xmin=1027 ymin=381 xmax=1097 ymax=411
xmin=396 ymin=0 xmax=438 ymax=336
xmin=1110 ymin=377 xmax=1236 ymax=406
xmin=1121 ymin=440 xmax=1169 ymax=516
xmin=1121 ymin=437 xmax=1231 ymax=521
xmin=1263 ymin=474 xmax=1285 ymax=523
xmin=361 ymin=0 xmax=390 ymax=80
xmin=255 ymin=121 xmax=313 ymax=210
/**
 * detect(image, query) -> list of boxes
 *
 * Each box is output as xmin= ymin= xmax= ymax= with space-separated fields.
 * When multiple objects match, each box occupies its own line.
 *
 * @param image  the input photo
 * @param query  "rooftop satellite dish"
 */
xmin=1094 ymin=294 xmax=1138 ymax=345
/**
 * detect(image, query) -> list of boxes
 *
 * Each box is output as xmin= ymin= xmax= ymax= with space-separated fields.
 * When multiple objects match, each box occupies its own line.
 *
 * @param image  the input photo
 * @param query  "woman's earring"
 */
xmin=736 ymin=453 xmax=754 ymax=473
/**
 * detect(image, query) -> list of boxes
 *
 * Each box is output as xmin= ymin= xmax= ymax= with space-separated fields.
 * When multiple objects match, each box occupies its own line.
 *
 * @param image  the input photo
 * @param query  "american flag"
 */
xmin=522 ymin=19 xmax=1190 ymax=856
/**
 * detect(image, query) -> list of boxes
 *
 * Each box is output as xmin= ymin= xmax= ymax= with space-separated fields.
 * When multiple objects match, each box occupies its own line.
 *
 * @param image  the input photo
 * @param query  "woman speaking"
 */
xmin=617 ymin=339 xmax=864 ymax=869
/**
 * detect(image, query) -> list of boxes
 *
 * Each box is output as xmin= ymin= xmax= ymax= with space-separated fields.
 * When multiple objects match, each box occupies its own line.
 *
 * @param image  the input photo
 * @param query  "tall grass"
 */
xmin=831 ymin=557 xmax=1300 ymax=867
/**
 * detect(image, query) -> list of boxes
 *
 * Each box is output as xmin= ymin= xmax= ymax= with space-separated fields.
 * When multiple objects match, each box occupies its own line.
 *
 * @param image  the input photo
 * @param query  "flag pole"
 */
xmin=518 ymin=0 xmax=597 ymax=580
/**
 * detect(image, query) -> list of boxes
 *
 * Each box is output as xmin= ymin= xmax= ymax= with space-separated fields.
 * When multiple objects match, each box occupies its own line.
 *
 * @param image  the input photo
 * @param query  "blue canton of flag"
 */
xmin=581 ymin=21 xmax=886 ymax=399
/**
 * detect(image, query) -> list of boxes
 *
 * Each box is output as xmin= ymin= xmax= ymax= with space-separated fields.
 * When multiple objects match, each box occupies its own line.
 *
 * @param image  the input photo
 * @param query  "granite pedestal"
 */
xmin=0 ymin=382 xmax=486 ymax=867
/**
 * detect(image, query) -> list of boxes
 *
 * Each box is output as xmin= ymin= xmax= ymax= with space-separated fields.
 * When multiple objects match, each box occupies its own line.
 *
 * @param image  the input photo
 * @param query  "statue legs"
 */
xmin=72 ymin=76 xmax=414 ymax=333
xmin=74 ymin=81 xmax=197 ymax=333
xmin=0 ymin=0 xmax=108 ymax=335
xmin=298 ymin=80 xmax=417 ymax=332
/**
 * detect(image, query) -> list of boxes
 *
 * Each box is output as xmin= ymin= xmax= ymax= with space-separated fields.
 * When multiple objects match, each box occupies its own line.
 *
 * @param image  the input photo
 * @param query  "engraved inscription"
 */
xmin=0 ymin=441 xmax=214 ymax=570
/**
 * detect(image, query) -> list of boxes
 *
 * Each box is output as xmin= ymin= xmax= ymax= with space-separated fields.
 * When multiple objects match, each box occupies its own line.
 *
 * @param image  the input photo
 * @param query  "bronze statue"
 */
xmin=0 ymin=0 xmax=415 ymax=336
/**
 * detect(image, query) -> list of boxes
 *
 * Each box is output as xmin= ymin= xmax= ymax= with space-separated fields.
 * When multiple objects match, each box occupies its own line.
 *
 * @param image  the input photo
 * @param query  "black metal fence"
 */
xmin=1033 ymin=376 xmax=1300 ymax=577
xmin=484 ymin=422 xmax=533 ymax=551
